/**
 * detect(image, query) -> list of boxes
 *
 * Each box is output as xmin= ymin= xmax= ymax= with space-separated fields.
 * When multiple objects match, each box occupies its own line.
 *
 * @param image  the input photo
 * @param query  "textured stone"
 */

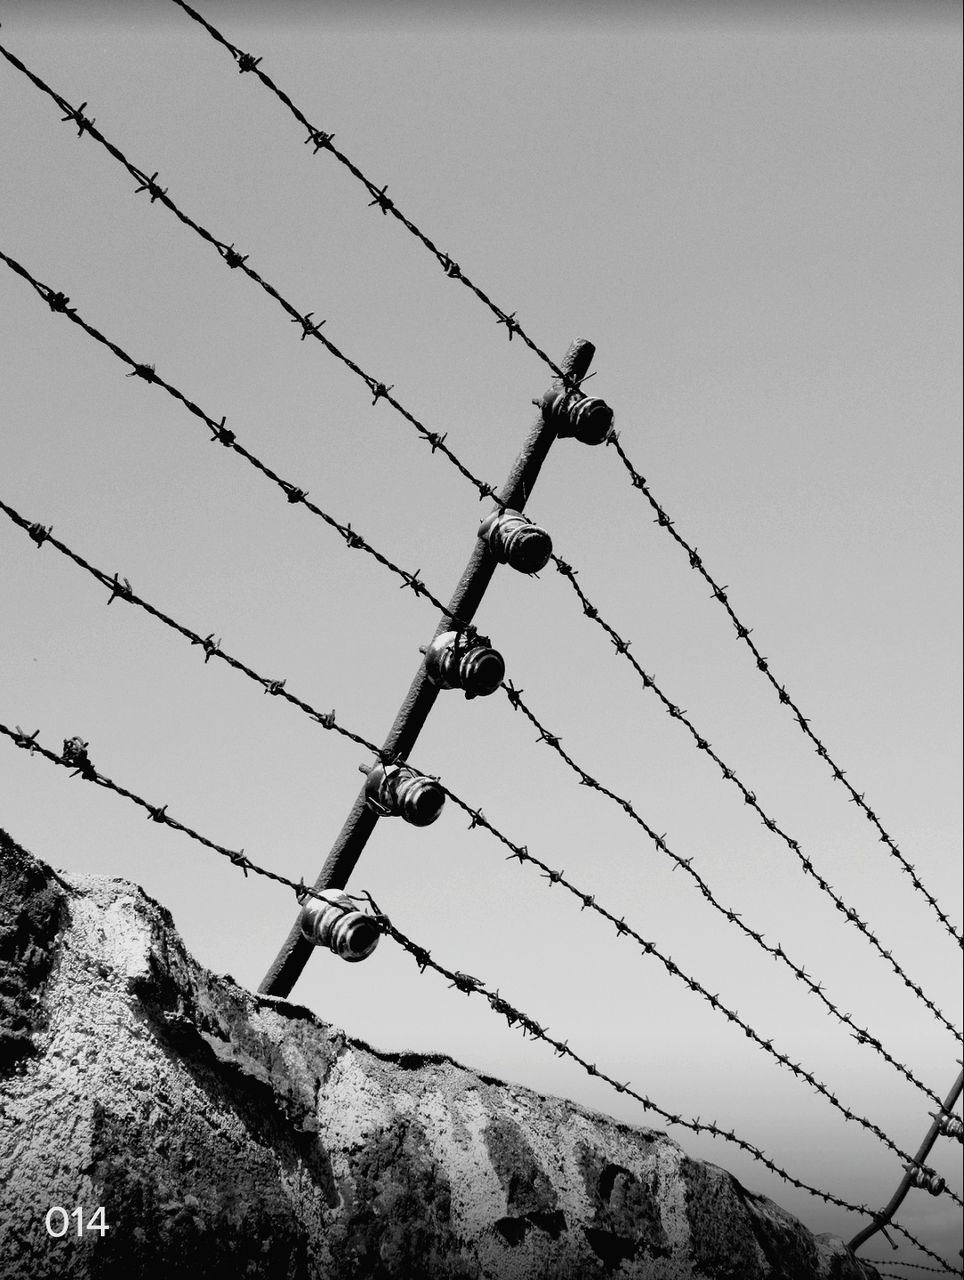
xmin=0 ymin=829 xmax=875 ymax=1280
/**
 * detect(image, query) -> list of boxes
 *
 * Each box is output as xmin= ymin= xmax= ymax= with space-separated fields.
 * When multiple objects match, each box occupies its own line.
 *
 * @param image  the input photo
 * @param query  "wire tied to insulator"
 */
xmin=905 ymin=1163 xmax=946 ymax=1196
xmin=299 ymin=890 xmax=380 ymax=962
xmin=935 ymin=1111 xmax=963 ymax=1142
xmin=478 ymin=508 xmax=552 ymax=574
xmin=422 ymin=630 xmax=505 ymax=699
xmin=542 ymin=386 xmax=614 ymax=445
xmin=361 ymin=761 xmax=445 ymax=826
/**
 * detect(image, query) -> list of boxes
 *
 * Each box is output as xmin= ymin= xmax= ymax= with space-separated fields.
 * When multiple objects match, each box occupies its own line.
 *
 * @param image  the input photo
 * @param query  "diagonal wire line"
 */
xmin=1 ymin=495 xmax=951 ymax=1115
xmin=4 ymin=497 xmax=958 ymax=1193
xmin=605 ymin=433 xmax=964 ymax=953
xmin=166 ymin=0 xmax=570 ymax=384
xmin=3 ymin=31 xmax=951 ymax=1024
xmin=501 ymin=679 xmax=963 ymax=1046
xmin=550 ymin=556 xmax=962 ymax=1043
xmin=4 ymin=717 xmax=959 ymax=1273
xmin=359 ymin=891 xmax=962 ymax=1275
xmin=3 ymin=26 xmax=959 ymax=1259
xmin=0 ymin=720 xmax=308 ymax=897
xmin=0 ymin=40 xmax=529 ymax=501
xmin=0 ymin=246 xmax=470 ymax=631
xmin=4 ymin=245 xmax=960 ymax=1134
xmin=153 ymin=6 xmax=964 ymax=956
xmin=862 ymin=1265 xmax=961 ymax=1275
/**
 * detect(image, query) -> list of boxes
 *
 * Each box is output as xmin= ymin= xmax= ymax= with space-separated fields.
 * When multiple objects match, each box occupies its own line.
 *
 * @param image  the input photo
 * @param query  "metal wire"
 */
xmin=551 ymin=557 xmax=962 ymax=1049
xmin=0 ymin=728 xmax=958 ymax=1268
xmin=7 ymin=38 xmax=949 ymax=1018
xmin=3 ymin=492 xmax=950 ymax=1129
xmin=0 ymin=40 xmax=531 ymax=502
xmin=605 ymin=434 xmax=964 ymax=954
xmin=358 ymin=889 xmax=961 ymax=1274
xmin=166 ymin=0 xmax=574 ymax=389
xmin=144 ymin=8 xmax=964 ymax=958
xmin=501 ymin=679 xmax=962 ymax=1048
xmin=0 ymin=246 xmax=474 ymax=635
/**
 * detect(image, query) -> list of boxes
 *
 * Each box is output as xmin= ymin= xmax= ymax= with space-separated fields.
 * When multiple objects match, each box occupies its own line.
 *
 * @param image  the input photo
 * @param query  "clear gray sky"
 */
xmin=1 ymin=0 xmax=961 ymax=1266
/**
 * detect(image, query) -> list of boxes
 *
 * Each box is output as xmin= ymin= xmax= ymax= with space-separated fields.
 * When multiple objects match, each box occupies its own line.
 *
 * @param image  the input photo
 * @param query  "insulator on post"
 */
xmin=363 ymin=761 xmax=445 ymax=826
xmin=478 ymin=509 xmax=552 ymax=574
xmin=937 ymin=1113 xmax=963 ymax=1142
xmin=423 ymin=630 xmax=505 ymax=699
xmin=907 ymin=1164 xmax=946 ymax=1196
xmin=542 ymin=386 xmax=614 ymax=445
xmin=300 ymin=890 xmax=380 ymax=962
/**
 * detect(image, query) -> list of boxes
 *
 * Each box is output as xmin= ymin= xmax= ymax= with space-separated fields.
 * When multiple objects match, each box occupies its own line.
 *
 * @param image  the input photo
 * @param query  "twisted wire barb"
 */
xmin=0 ymin=40 xmax=531 ymax=502
xmin=132 ymin=10 xmax=963 ymax=957
xmin=863 ymin=1264 xmax=959 ymax=1275
xmin=4 ymin=492 xmax=952 ymax=1125
xmin=431 ymin=779 xmax=951 ymax=1116
xmin=501 ymin=679 xmax=963 ymax=1050
xmin=1 ymin=721 xmax=956 ymax=1270
xmin=166 ymin=0 xmax=573 ymax=388
xmin=0 ymin=719 xmax=306 ymax=898
xmin=359 ymin=891 xmax=960 ymax=1273
xmin=10 ymin=42 xmax=940 ymax=1025
xmin=606 ymin=435 xmax=964 ymax=953
xmin=0 ymin=247 xmax=474 ymax=633
xmin=551 ymin=556 xmax=960 ymax=1050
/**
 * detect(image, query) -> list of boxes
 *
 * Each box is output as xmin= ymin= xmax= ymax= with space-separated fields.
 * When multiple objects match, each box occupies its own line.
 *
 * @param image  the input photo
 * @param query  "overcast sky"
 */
xmin=1 ymin=0 xmax=961 ymax=1267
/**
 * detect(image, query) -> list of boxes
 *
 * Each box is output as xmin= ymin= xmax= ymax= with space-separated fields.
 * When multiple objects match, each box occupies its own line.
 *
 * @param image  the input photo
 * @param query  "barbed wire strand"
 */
xmin=357 ymin=890 xmax=963 ymax=1275
xmin=550 ymin=557 xmax=962 ymax=1045
xmin=166 ymin=0 xmax=572 ymax=387
xmin=500 ymin=679 xmax=963 ymax=1049
xmin=1 ymin=717 xmax=958 ymax=1272
xmin=2 ymin=212 xmax=952 ymax=1089
xmin=864 ymin=1264 xmax=961 ymax=1275
xmin=4 ymin=246 xmax=961 ymax=1196
xmin=2 ymin=493 xmax=953 ymax=1132
xmin=3 ymin=28 xmax=960 ymax=1260
xmin=146 ymin=8 xmax=963 ymax=956
xmin=4 ymin=38 xmax=951 ymax=1019
xmin=605 ymin=435 xmax=964 ymax=953
xmin=0 ymin=40 xmax=567 ymax=505
xmin=0 ymin=246 xmax=475 ymax=635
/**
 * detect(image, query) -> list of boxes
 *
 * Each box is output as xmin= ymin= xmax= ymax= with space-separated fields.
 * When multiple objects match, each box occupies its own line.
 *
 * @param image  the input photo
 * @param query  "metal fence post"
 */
xmin=259 ymin=337 xmax=598 ymax=996
xmin=848 ymin=1065 xmax=964 ymax=1254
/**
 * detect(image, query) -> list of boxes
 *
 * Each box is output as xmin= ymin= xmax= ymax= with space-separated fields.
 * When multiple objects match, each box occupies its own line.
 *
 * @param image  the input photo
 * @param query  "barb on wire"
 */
xmin=166 ymin=0 xmax=584 ymax=393
xmin=354 ymin=889 xmax=959 ymax=1273
xmin=0 ymin=247 xmax=475 ymax=636
xmin=862 ymin=1264 xmax=960 ymax=1275
xmin=0 ymin=719 xmax=317 ymax=902
xmin=606 ymin=434 xmax=963 ymax=953
xmin=137 ymin=8 xmax=961 ymax=955
xmin=426 ymin=783 xmax=961 ymax=1191
xmin=500 ymin=678 xmax=962 ymax=1048
xmin=2 ymin=711 xmax=958 ymax=1268
xmin=551 ymin=556 xmax=959 ymax=1056
xmin=4 ymin=492 xmax=950 ymax=1131
xmin=36 ymin=2 xmax=951 ymax=959
xmin=0 ymin=495 xmax=383 ymax=759
xmin=0 ymin=40 xmax=505 ymax=504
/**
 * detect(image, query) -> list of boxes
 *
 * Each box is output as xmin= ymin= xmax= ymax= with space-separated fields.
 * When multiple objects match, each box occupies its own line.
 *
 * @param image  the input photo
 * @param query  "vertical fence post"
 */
xmin=259 ymin=337 xmax=598 ymax=997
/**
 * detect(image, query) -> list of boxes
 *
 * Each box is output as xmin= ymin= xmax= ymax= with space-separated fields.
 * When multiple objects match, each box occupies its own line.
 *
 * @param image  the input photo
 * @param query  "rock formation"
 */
xmin=0 ymin=828 xmax=874 ymax=1279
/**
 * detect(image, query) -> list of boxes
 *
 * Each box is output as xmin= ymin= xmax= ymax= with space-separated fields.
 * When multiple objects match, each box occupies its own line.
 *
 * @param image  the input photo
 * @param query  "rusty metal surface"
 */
xmin=257 ymin=338 xmax=596 ymax=998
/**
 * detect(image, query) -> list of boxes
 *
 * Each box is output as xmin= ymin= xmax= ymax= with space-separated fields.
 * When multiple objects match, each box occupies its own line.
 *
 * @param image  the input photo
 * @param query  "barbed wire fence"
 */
xmin=1 ymin=10 xmax=960 ymax=1273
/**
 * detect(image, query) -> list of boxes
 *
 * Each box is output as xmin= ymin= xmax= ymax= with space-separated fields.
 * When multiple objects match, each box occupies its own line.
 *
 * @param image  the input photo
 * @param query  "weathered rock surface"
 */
xmin=0 ymin=828 xmax=874 ymax=1279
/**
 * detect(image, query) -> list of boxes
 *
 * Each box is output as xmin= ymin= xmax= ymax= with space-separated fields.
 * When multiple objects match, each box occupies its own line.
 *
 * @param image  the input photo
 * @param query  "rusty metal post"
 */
xmin=848 ymin=1065 xmax=963 ymax=1254
xmin=259 ymin=337 xmax=597 ymax=997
